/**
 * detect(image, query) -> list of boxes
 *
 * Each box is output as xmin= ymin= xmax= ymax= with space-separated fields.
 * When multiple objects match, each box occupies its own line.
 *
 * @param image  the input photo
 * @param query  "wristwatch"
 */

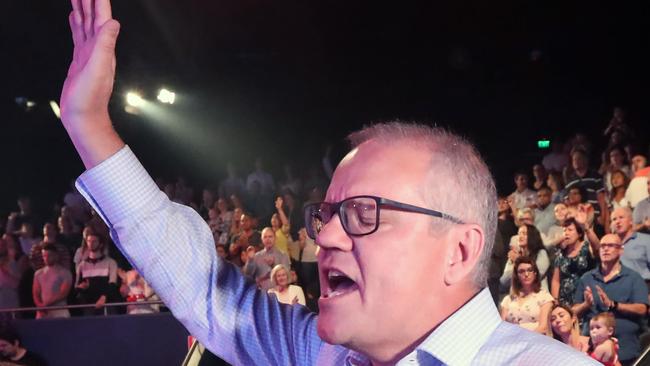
xmin=608 ymin=301 xmax=618 ymax=312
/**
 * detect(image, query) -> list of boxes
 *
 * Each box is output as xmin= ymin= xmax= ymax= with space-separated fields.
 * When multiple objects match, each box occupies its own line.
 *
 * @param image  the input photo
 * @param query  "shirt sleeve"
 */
xmin=629 ymin=272 xmax=650 ymax=305
xmin=574 ymin=276 xmax=586 ymax=304
xmin=536 ymin=249 xmax=551 ymax=280
xmin=76 ymin=145 xmax=323 ymax=365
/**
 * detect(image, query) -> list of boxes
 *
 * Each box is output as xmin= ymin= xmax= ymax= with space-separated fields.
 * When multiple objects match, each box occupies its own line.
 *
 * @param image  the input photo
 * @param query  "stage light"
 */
xmin=126 ymin=92 xmax=145 ymax=107
xmin=15 ymin=97 xmax=36 ymax=111
xmin=157 ymin=88 xmax=176 ymax=104
xmin=49 ymin=101 xmax=61 ymax=119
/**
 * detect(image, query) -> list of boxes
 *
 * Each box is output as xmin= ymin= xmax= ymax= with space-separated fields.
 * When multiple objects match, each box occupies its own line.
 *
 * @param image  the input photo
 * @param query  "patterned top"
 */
xmin=553 ymin=241 xmax=595 ymax=305
xmin=76 ymin=146 xmax=600 ymax=366
xmin=500 ymin=290 xmax=554 ymax=331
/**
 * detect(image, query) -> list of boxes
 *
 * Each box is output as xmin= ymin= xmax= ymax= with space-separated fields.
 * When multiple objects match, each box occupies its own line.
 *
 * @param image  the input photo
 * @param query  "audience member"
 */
xmin=16 ymin=223 xmax=40 ymax=260
xmin=550 ymin=303 xmax=590 ymax=353
xmin=75 ymin=233 xmax=119 ymax=316
xmin=0 ymin=237 xmax=23 ymax=317
xmin=497 ymin=195 xmax=518 ymax=246
xmin=632 ymin=177 xmax=650 ymax=233
xmin=532 ymin=164 xmax=548 ymax=191
xmin=626 ymin=155 xmax=649 ymax=208
xmin=573 ymin=234 xmax=648 ymax=365
xmin=243 ymin=227 xmax=290 ymax=291
xmin=0 ymin=325 xmax=46 ymax=366
xmin=29 ymin=224 xmax=71 ymax=272
xmin=500 ymin=257 xmax=553 ymax=334
xmin=32 ymin=245 xmax=72 ymax=319
xmin=246 ymin=157 xmax=275 ymax=197
xmin=564 ymin=148 xmax=606 ymax=220
xmin=500 ymin=224 xmax=550 ymax=292
xmin=219 ymin=163 xmax=246 ymax=201
xmin=5 ymin=197 xmax=36 ymax=235
xmin=547 ymin=171 xmax=565 ymax=204
xmin=534 ymin=187 xmax=556 ymax=236
xmin=608 ymin=170 xmax=631 ymax=211
xmin=229 ymin=213 xmax=262 ymax=252
xmin=297 ymin=227 xmax=320 ymax=312
xmin=613 ymin=208 xmax=650 ymax=286
xmin=603 ymin=147 xmax=631 ymax=192
xmin=118 ymin=269 xmax=159 ymax=315
xmin=587 ymin=312 xmax=619 ymax=366
xmin=542 ymin=141 xmax=569 ymax=174
xmin=545 ymin=203 xmax=569 ymax=251
xmin=551 ymin=218 xmax=597 ymax=305
xmin=267 ymin=264 xmax=306 ymax=306
xmin=214 ymin=198 xmax=233 ymax=246
xmin=270 ymin=197 xmax=291 ymax=256
xmin=508 ymin=171 xmax=537 ymax=215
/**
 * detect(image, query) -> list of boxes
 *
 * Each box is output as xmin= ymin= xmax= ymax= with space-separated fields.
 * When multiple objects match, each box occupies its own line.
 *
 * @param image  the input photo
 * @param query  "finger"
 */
xmin=82 ymin=0 xmax=94 ymax=39
xmin=68 ymin=12 xmax=85 ymax=54
xmin=94 ymin=0 xmax=113 ymax=35
xmin=71 ymin=0 xmax=83 ymax=28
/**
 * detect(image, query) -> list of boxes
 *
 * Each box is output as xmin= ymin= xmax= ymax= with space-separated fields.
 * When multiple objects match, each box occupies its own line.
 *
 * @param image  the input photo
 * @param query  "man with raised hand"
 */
xmin=59 ymin=1 xmax=598 ymax=364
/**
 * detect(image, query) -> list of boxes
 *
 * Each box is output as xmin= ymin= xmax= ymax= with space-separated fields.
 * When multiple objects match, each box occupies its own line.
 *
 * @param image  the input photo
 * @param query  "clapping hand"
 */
xmin=595 ymin=286 xmax=613 ymax=309
xmin=584 ymin=286 xmax=594 ymax=306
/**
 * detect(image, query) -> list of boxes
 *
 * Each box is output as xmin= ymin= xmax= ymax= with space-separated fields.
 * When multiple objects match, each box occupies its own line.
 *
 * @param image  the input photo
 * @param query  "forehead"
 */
xmin=552 ymin=307 xmax=568 ymax=316
xmin=326 ymin=141 xmax=433 ymax=202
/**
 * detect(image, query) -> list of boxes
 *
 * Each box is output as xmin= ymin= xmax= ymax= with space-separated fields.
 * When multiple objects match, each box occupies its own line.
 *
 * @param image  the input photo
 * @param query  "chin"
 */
xmin=316 ymin=313 xmax=353 ymax=346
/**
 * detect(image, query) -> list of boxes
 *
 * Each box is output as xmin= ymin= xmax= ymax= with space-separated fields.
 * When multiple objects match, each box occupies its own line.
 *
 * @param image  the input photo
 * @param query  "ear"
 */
xmin=444 ymin=224 xmax=485 ymax=285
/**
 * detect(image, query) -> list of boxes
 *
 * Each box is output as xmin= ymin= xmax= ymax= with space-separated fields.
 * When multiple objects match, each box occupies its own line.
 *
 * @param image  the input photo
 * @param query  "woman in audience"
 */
xmin=500 ymin=257 xmax=554 ymax=334
xmin=608 ymin=169 xmax=631 ymax=210
xmin=533 ymin=164 xmax=548 ymax=191
xmin=549 ymin=303 xmax=589 ymax=352
xmin=215 ymin=198 xmax=233 ymax=246
xmin=267 ymin=264 xmax=305 ymax=306
xmin=550 ymin=218 xmax=597 ymax=305
xmin=603 ymin=146 xmax=631 ymax=192
xmin=500 ymin=224 xmax=551 ymax=292
xmin=270 ymin=197 xmax=291 ymax=257
xmin=547 ymin=171 xmax=565 ymax=204
xmin=0 ymin=235 xmax=25 ymax=316
xmin=545 ymin=203 xmax=568 ymax=251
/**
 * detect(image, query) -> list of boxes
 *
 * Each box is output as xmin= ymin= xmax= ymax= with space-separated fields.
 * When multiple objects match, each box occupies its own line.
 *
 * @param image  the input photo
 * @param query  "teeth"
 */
xmin=328 ymin=269 xmax=346 ymax=279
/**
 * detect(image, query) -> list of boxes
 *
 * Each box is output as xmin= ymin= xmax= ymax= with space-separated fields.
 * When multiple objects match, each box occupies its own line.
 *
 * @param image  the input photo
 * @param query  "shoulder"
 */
xmin=478 ymin=321 xmax=600 ymax=365
xmin=34 ymin=267 xmax=46 ymax=277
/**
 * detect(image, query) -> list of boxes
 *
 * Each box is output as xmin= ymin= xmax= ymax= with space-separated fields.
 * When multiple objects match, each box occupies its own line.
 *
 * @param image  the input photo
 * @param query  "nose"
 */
xmin=315 ymin=213 xmax=354 ymax=252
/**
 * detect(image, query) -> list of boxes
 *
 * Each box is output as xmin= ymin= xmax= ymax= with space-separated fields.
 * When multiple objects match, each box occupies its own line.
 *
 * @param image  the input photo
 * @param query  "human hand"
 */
xmin=95 ymin=295 xmax=107 ymax=308
xmin=291 ymin=296 xmax=299 ymax=305
xmin=275 ymin=197 xmax=284 ymax=211
xmin=61 ymin=0 xmax=120 ymax=130
xmin=507 ymin=248 xmax=519 ymax=263
xmin=77 ymin=279 xmax=90 ymax=290
xmin=595 ymin=286 xmax=613 ymax=309
xmin=584 ymin=286 xmax=594 ymax=306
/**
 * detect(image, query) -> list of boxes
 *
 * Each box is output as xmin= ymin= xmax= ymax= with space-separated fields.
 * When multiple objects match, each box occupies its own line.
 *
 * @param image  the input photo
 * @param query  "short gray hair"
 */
xmin=348 ymin=122 xmax=497 ymax=288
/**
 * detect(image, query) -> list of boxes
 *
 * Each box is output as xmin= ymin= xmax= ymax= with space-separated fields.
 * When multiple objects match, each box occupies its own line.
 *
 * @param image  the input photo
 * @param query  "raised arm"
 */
xmin=61 ymin=0 xmax=124 ymax=169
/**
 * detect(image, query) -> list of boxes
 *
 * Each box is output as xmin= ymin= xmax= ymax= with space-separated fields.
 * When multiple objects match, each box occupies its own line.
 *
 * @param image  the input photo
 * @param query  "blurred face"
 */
xmin=497 ymin=198 xmax=509 ymax=214
xmin=611 ymin=208 xmax=632 ymax=236
xmin=43 ymin=223 xmax=57 ymax=238
xmin=563 ymin=223 xmax=580 ymax=246
xmin=515 ymin=175 xmax=528 ymax=190
xmin=262 ymin=228 xmax=275 ymax=249
xmin=554 ymin=204 xmax=568 ymax=222
xmin=550 ymin=307 xmax=574 ymax=336
xmin=42 ymin=249 xmax=57 ymax=267
xmin=572 ymin=153 xmax=587 ymax=171
xmin=216 ymin=245 xmax=226 ymax=258
xmin=632 ymin=155 xmax=647 ymax=172
xmin=208 ymin=208 xmax=218 ymax=220
xmin=609 ymin=149 xmax=624 ymax=168
xmin=86 ymin=235 xmax=101 ymax=251
xmin=516 ymin=263 xmax=536 ymax=288
xmin=520 ymin=213 xmax=534 ymax=226
xmin=517 ymin=225 xmax=528 ymax=247
xmin=546 ymin=175 xmax=558 ymax=191
xmin=240 ymin=215 xmax=252 ymax=230
xmin=567 ymin=188 xmax=582 ymax=205
xmin=275 ymin=268 xmax=289 ymax=288
xmin=589 ymin=319 xmax=613 ymax=346
xmin=537 ymin=190 xmax=551 ymax=208
xmin=599 ymin=234 xmax=622 ymax=264
xmin=217 ymin=198 xmax=228 ymax=212
xmin=270 ymin=214 xmax=280 ymax=228
xmin=611 ymin=171 xmax=626 ymax=189
xmin=315 ymin=141 xmax=459 ymax=355
xmin=533 ymin=165 xmax=546 ymax=179
xmin=0 ymin=339 xmax=18 ymax=358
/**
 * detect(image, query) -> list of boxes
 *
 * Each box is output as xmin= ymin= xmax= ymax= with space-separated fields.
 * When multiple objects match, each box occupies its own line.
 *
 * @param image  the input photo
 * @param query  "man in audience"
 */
xmin=5 ymin=196 xmax=36 ymax=234
xmin=0 ymin=325 xmax=46 ymax=366
xmin=56 ymin=2 xmax=598 ymax=364
xmin=613 ymin=208 xmax=650 ymax=285
xmin=29 ymin=223 xmax=71 ymax=272
xmin=508 ymin=171 xmax=536 ymax=216
xmin=32 ymin=245 xmax=73 ymax=319
xmin=626 ymin=154 xmax=650 ymax=208
xmin=243 ymin=227 xmax=290 ymax=291
xmin=246 ymin=157 xmax=275 ymax=197
xmin=633 ymin=174 xmax=650 ymax=233
xmin=534 ymin=186 xmax=556 ymax=236
xmin=572 ymin=233 xmax=648 ymax=365
xmin=230 ymin=213 xmax=261 ymax=252
xmin=564 ymin=148 xmax=606 ymax=221
xmin=75 ymin=233 xmax=118 ymax=316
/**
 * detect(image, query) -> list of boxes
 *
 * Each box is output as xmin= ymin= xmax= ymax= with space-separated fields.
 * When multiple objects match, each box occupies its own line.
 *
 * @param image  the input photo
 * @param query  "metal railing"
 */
xmin=0 ymin=300 xmax=166 ymax=318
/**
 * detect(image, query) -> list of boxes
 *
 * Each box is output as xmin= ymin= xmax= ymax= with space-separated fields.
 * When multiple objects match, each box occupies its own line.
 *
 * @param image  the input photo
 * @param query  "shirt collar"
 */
xmin=344 ymin=288 xmax=500 ymax=366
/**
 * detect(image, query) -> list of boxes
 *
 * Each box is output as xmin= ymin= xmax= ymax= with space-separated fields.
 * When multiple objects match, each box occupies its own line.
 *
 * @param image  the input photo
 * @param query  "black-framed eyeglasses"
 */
xmin=303 ymin=195 xmax=465 ymax=240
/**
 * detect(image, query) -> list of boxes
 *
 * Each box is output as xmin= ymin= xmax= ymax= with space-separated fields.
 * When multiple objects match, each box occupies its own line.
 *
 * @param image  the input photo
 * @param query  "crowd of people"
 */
xmin=0 ymin=157 xmax=328 ymax=326
xmin=1 ymin=106 xmax=650 ymax=364
xmin=495 ymin=107 xmax=650 ymax=365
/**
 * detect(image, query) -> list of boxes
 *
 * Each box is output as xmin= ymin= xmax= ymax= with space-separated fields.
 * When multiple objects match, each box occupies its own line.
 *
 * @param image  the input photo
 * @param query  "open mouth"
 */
xmin=322 ymin=269 xmax=359 ymax=299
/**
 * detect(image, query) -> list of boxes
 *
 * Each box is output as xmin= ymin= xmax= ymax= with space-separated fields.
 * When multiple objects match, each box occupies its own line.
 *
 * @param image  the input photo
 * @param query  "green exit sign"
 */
xmin=538 ymin=140 xmax=550 ymax=149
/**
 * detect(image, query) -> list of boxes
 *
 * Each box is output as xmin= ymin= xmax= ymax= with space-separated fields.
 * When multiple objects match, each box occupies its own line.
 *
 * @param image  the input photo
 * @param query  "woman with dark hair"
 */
xmin=500 ymin=224 xmax=551 ymax=292
xmin=547 ymin=171 xmax=565 ymax=204
xmin=608 ymin=169 xmax=631 ymax=211
xmin=550 ymin=218 xmax=597 ymax=305
xmin=549 ymin=303 xmax=589 ymax=352
xmin=500 ymin=257 xmax=554 ymax=334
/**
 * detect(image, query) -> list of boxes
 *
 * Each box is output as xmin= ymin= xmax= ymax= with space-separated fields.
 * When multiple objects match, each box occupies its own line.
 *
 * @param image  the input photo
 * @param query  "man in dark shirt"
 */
xmin=0 ymin=326 xmax=46 ymax=366
xmin=564 ymin=148 xmax=606 ymax=221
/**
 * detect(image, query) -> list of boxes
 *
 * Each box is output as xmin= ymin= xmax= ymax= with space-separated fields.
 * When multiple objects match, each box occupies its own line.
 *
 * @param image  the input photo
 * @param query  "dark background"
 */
xmin=1 ymin=1 xmax=649 ymax=217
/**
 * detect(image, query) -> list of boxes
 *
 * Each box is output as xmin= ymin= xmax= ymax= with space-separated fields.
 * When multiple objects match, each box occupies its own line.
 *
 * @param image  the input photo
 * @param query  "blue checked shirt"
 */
xmin=76 ymin=146 xmax=599 ymax=366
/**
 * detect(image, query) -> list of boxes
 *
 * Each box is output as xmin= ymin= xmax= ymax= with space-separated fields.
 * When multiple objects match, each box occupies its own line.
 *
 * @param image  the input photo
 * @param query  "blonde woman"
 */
xmin=267 ymin=265 xmax=305 ymax=306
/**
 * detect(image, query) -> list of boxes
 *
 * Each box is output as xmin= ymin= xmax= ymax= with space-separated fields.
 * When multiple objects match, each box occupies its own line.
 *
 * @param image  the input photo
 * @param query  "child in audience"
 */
xmin=588 ymin=312 xmax=619 ymax=366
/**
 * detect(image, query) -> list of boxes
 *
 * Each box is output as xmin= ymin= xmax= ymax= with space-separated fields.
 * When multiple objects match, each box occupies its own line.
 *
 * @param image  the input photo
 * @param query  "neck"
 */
xmin=367 ymin=287 xmax=481 ymax=366
xmin=576 ymin=168 xmax=587 ymax=177
xmin=600 ymin=261 xmax=620 ymax=276
xmin=620 ymin=229 xmax=633 ymax=243
xmin=277 ymin=284 xmax=288 ymax=292
xmin=516 ymin=187 xmax=527 ymax=193
xmin=88 ymin=250 xmax=102 ymax=259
